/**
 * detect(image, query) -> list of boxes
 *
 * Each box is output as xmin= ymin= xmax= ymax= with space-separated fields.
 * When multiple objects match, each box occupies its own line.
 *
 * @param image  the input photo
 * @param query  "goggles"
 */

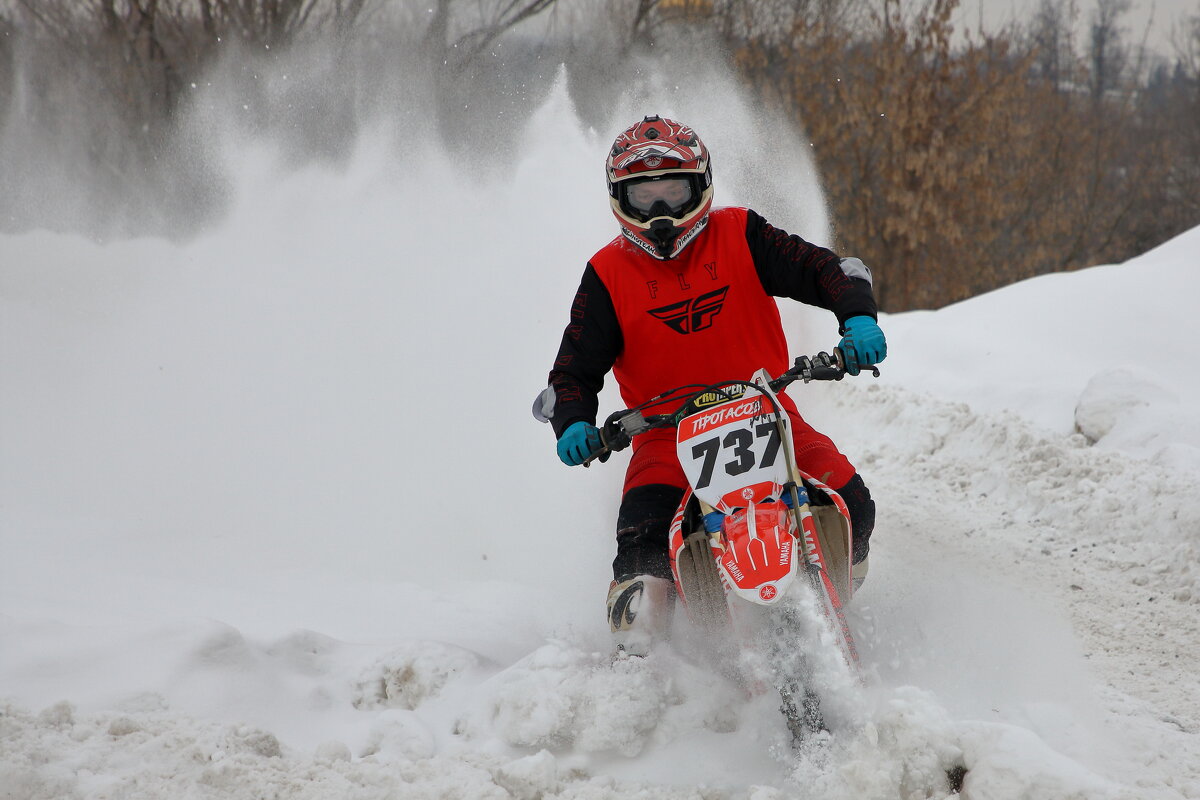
xmin=620 ymin=175 xmax=700 ymax=221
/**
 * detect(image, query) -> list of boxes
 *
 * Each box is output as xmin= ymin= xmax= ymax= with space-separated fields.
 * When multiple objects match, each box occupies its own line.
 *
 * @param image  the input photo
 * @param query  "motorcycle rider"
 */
xmin=535 ymin=115 xmax=887 ymax=655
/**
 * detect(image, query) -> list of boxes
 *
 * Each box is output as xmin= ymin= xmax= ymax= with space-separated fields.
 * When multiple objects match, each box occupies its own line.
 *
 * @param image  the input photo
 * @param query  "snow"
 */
xmin=878 ymin=229 xmax=1200 ymax=467
xmin=3 ymin=69 xmax=1199 ymax=800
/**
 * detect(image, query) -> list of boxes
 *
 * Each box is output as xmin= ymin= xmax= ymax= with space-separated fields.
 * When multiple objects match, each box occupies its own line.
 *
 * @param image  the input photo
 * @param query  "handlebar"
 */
xmin=582 ymin=348 xmax=878 ymax=466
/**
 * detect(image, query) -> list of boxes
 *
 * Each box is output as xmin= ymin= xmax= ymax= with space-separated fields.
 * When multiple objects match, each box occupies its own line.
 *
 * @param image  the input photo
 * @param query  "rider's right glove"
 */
xmin=838 ymin=315 xmax=888 ymax=375
xmin=557 ymin=421 xmax=603 ymax=466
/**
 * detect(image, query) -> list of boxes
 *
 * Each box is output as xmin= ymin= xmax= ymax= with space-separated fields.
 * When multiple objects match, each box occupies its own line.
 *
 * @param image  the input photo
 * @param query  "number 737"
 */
xmin=690 ymin=421 xmax=781 ymax=490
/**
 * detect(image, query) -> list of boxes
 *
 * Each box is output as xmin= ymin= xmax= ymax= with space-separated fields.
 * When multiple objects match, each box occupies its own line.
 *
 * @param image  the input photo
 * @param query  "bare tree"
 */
xmin=1160 ymin=13 xmax=1200 ymax=223
xmin=1 ymin=0 xmax=569 ymax=237
xmin=1089 ymin=0 xmax=1131 ymax=99
xmin=1029 ymin=0 xmax=1078 ymax=87
xmin=418 ymin=0 xmax=559 ymax=66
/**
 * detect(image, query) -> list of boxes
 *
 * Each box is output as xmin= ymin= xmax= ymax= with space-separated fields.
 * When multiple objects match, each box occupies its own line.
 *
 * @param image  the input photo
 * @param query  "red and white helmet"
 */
xmin=606 ymin=115 xmax=713 ymax=260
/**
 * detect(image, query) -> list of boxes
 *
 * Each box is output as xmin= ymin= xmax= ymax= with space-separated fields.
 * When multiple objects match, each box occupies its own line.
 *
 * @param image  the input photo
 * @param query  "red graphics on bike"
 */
xmin=716 ymin=500 xmax=794 ymax=600
xmin=798 ymin=471 xmax=853 ymax=597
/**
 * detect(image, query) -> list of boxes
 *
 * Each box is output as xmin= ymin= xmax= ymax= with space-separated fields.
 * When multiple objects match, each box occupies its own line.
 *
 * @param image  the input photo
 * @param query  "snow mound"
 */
xmin=840 ymin=382 xmax=1200 ymax=603
xmin=481 ymin=642 xmax=669 ymax=755
xmin=352 ymin=640 xmax=481 ymax=711
xmin=1074 ymin=368 xmax=1200 ymax=470
xmin=787 ymin=687 xmax=1138 ymax=800
xmin=1074 ymin=367 xmax=1171 ymax=444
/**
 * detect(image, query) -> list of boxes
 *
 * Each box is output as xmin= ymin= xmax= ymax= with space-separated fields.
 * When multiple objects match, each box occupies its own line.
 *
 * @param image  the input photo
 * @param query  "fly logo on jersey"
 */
xmin=647 ymin=285 xmax=729 ymax=334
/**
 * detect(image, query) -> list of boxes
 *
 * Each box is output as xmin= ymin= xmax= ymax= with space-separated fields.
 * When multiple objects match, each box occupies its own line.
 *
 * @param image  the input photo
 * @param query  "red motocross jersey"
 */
xmin=592 ymin=206 xmax=787 ymax=410
xmin=546 ymin=206 xmax=877 ymax=437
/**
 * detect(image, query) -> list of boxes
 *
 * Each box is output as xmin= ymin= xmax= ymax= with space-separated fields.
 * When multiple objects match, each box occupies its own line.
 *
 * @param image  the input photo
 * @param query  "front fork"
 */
xmin=775 ymin=417 xmax=862 ymax=675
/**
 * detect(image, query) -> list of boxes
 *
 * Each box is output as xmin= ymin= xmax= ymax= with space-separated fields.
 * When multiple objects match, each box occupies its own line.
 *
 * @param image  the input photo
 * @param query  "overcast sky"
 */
xmin=960 ymin=0 xmax=1198 ymax=57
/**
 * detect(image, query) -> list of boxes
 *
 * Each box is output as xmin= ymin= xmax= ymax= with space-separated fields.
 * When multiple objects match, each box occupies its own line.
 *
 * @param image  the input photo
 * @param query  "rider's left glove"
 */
xmin=839 ymin=315 xmax=887 ymax=375
xmin=557 ymin=421 xmax=604 ymax=466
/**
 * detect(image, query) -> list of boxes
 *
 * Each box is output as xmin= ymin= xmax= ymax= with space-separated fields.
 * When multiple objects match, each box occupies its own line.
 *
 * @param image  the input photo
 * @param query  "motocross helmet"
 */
xmin=606 ymin=115 xmax=713 ymax=260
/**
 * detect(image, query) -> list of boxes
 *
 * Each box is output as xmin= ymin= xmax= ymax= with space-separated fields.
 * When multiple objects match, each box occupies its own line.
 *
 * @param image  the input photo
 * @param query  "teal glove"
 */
xmin=839 ymin=315 xmax=887 ymax=375
xmin=557 ymin=421 xmax=603 ymax=466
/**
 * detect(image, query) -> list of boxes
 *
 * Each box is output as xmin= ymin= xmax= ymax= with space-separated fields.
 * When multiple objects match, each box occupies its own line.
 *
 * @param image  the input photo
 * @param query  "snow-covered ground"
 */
xmin=2 ymin=70 xmax=1198 ymax=799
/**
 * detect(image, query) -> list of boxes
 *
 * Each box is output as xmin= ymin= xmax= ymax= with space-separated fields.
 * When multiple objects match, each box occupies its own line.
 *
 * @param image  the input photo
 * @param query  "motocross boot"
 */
xmin=606 ymin=575 xmax=674 ymax=657
xmin=852 ymin=555 xmax=870 ymax=591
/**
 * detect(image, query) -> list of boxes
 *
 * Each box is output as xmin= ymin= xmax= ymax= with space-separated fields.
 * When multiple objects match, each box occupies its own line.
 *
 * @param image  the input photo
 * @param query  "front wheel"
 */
xmin=779 ymin=678 xmax=825 ymax=745
xmin=762 ymin=600 xmax=828 ymax=747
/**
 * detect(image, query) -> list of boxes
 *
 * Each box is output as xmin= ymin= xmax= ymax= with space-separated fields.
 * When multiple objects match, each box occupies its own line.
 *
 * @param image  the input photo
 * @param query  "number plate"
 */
xmin=676 ymin=370 xmax=795 ymax=512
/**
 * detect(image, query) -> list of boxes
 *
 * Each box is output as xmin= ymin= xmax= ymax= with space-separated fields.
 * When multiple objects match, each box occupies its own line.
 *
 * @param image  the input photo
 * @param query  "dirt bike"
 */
xmin=582 ymin=349 xmax=878 ymax=741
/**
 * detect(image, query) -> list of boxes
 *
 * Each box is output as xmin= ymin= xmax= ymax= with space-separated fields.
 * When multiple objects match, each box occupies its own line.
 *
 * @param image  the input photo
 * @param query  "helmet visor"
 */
xmin=620 ymin=176 xmax=698 ymax=221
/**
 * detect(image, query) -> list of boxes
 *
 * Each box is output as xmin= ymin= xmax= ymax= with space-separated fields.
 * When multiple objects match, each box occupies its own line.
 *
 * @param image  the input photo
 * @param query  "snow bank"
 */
xmin=880 ymin=225 xmax=1200 ymax=470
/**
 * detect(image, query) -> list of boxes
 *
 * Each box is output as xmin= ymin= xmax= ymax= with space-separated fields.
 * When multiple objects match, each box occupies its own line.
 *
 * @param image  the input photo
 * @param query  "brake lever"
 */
xmin=831 ymin=347 xmax=880 ymax=379
xmin=582 ymin=410 xmax=650 ymax=467
xmin=581 ymin=448 xmax=608 ymax=468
